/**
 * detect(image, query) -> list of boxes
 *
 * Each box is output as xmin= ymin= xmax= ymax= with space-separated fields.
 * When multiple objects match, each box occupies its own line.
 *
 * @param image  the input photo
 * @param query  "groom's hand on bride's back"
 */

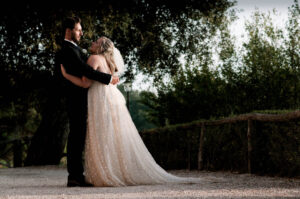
xmin=110 ymin=76 xmax=119 ymax=85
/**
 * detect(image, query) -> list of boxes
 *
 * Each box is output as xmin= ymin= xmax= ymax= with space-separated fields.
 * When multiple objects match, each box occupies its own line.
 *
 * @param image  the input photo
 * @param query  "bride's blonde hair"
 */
xmin=96 ymin=36 xmax=118 ymax=75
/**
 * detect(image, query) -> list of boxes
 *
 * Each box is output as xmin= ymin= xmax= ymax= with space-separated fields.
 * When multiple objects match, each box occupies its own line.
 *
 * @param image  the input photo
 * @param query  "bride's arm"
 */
xmin=60 ymin=64 xmax=92 ymax=88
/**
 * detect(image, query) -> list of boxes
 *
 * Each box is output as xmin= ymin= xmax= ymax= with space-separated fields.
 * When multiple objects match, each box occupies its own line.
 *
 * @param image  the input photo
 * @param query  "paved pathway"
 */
xmin=0 ymin=166 xmax=299 ymax=199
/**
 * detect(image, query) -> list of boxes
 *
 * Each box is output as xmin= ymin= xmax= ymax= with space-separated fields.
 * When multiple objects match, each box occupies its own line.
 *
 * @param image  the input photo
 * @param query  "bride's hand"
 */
xmin=82 ymin=76 xmax=92 ymax=88
xmin=111 ymin=75 xmax=119 ymax=85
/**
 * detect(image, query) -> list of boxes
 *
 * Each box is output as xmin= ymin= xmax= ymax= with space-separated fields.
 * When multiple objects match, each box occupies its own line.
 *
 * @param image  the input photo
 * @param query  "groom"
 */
xmin=56 ymin=16 xmax=119 ymax=187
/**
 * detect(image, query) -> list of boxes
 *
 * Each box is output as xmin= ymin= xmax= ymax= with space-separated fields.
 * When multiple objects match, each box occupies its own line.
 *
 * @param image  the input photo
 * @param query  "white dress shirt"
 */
xmin=64 ymin=39 xmax=78 ymax=47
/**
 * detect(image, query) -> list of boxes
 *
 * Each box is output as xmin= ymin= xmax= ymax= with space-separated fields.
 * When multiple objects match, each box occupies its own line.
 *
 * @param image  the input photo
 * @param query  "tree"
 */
xmin=240 ymin=9 xmax=295 ymax=112
xmin=284 ymin=0 xmax=300 ymax=108
xmin=141 ymin=1 xmax=300 ymax=126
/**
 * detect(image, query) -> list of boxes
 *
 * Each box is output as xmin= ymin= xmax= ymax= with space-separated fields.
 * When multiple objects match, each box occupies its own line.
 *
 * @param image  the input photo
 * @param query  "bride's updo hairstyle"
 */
xmin=96 ymin=36 xmax=118 ymax=75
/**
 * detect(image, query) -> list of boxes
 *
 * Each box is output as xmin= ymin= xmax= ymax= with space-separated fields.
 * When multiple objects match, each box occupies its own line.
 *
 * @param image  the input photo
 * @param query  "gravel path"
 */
xmin=0 ymin=166 xmax=299 ymax=199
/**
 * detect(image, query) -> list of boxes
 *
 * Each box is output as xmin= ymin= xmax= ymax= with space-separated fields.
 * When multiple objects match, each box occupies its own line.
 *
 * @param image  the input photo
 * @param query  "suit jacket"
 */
xmin=55 ymin=40 xmax=112 ymax=98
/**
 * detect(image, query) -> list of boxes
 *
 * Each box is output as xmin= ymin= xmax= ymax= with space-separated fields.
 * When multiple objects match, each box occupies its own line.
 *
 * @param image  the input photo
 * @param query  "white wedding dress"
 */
xmin=84 ymin=54 xmax=198 ymax=187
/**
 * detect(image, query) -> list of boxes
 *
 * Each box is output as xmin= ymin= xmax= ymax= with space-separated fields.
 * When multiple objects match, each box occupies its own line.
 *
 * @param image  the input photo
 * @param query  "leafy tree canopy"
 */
xmin=0 ymin=0 xmax=235 ymax=82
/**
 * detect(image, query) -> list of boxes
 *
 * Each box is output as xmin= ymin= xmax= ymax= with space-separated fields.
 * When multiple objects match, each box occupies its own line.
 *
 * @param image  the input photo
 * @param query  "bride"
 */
xmin=61 ymin=36 xmax=198 ymax=186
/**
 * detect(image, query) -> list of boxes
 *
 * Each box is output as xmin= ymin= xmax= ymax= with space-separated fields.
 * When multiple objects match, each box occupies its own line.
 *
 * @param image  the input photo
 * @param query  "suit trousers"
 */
xmin=66 ymin=88 xmax=88 ymax=180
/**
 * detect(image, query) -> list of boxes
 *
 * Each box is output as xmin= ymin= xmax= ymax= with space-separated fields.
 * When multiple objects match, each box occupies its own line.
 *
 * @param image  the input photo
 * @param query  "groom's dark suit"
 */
xmin=56 ymin=40 xmax=111 ymax=184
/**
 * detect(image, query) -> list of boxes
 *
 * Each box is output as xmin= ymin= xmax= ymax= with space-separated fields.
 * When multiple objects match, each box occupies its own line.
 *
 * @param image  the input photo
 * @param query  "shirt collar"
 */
xmin=64 ymin=39 xmax=78 ymax=47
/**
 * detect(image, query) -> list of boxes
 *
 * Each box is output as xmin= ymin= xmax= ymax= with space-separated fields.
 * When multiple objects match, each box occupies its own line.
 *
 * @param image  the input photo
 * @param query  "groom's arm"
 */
xmin=65 ymin=48 xmax=112 ymax=85
xmin=79 ymin=59 xmax=112 ymax=85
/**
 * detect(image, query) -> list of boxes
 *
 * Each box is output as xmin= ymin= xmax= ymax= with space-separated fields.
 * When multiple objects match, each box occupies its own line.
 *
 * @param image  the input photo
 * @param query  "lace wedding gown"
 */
xmin=84 ymin=57 xmax=198 ymax=187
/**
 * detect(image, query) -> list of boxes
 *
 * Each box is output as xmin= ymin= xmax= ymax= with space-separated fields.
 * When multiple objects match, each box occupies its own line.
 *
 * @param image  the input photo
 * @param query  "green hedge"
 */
xmin=251 ymin=120 xmax=300 ymax=176
xmin=140 ymin=118 xmax=300 ymax=177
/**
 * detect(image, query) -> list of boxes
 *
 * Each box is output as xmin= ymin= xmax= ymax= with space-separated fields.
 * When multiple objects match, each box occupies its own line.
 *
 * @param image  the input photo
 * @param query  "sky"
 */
xmin=130 ymin=0 xmax=298 ymax=91
xmin=230 ymin=0 xmax=296 ymax=43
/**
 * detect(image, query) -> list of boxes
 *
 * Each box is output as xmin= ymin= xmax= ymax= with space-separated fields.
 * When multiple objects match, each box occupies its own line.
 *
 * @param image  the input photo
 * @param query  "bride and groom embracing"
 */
xmin=56 ymin=16 xmax=199 ymax=187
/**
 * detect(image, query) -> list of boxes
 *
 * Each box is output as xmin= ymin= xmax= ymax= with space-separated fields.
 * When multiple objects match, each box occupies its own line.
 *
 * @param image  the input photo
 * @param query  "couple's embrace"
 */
xmin=57 ymin=16 xmax=199 ymax=187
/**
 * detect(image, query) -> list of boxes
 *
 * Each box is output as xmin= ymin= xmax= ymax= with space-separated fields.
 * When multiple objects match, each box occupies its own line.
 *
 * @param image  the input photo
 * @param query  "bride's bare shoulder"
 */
xmin=86 ymin=55 xmax=99 ymax=70
xmin=88 ymin=54 xmax=100 ymax=61
xmin=87 ymin=54 xmax=107 ymax=71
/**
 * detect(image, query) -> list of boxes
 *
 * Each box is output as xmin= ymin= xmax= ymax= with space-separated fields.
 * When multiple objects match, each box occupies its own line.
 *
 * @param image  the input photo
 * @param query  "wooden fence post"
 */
xmin=187 ymin=135 xmax=191 ymax=170
xmin=198 ymin=123 xmax=205 ymax=170
xmin=247 ymin=119 xmax=252 ymax=174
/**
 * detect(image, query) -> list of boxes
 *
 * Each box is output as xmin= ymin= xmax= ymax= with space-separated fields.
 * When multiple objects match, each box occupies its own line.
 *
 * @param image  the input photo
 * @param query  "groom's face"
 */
xmin=71 ymin=23 xmax=83 ymax=44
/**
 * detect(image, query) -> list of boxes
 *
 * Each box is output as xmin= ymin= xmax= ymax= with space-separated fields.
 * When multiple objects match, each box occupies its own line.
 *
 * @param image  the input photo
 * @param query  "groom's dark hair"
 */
xmin=62 ymin=16 xmax=81 ymax=33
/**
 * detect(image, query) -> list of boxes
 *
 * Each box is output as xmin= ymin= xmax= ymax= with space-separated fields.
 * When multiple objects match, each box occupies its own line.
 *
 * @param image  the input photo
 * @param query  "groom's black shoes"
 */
xmin=67 ymin=176 xmax=93 ymax=187
xmin=67 ymin=179 xmax=93 ymax=187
